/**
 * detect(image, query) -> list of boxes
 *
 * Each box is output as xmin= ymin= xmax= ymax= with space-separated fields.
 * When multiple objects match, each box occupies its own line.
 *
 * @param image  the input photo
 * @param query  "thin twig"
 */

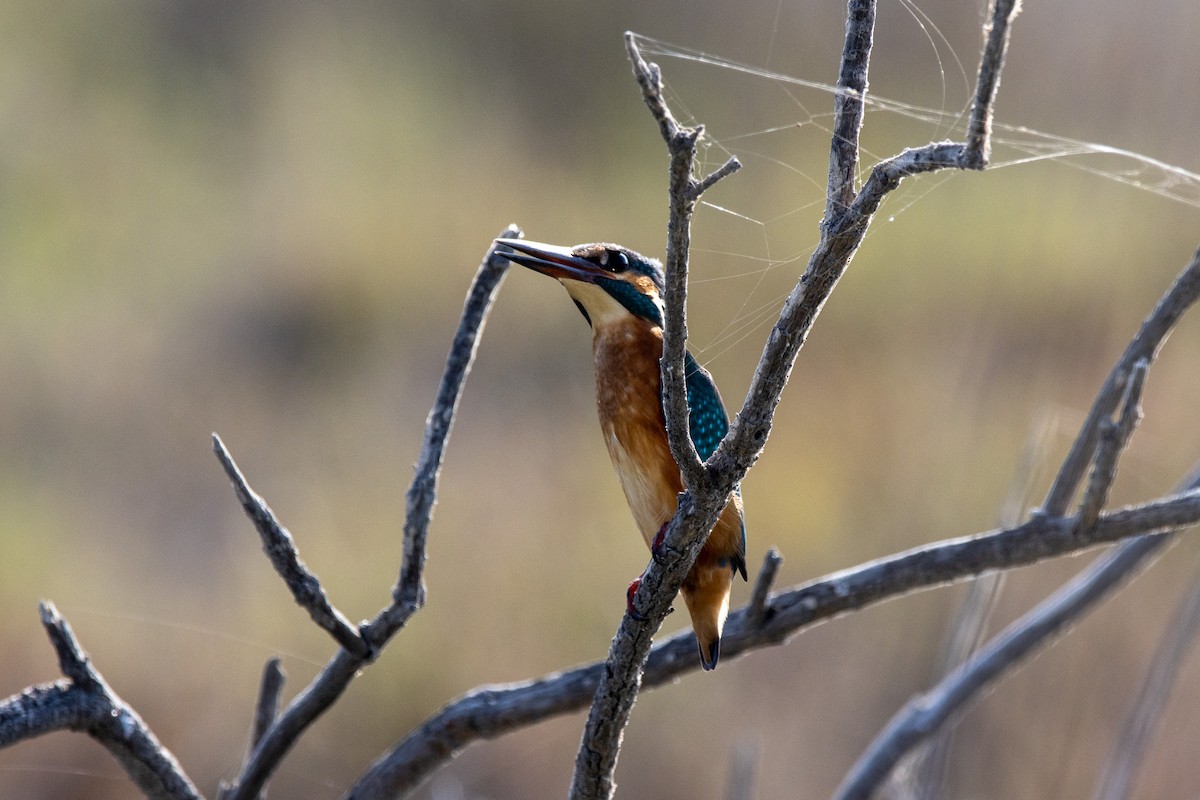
xmin=1044 ymin=247 xmax=1200 ymax=515
xmin=219 ymin=662 xmax=286 ymax=800
xmin=748 ymin=547 xmax=784 ymax=626
xmin=1093 ymin=545 xmax=1200 ymax=800
xmin=219 ymin=659 xmax=286 ymax=800
xmin=220 ymin=226 xmax=520 ymax=800
xmin=41 ymin=601 xmax=104 ymax=691
xmin=694 ymin=157 xmax=744 ymax=198
xmin=1077 ymin=359 xmax=1149 ymax=532
xmin=965 ymin=0 xmax=1021 ymax=165
xmin=214 ymin=434 xmax=368 ymax=658
xmin=825 ymin=0 xmax=877 ymax=220
xmin=253 ymin=659 xmax=285 ymax=749
xmin=342 ymin=487 xmax=1200 ymax=799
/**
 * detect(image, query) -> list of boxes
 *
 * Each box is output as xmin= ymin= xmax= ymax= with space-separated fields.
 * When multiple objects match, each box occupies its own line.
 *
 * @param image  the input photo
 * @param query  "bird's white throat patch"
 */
xmin=560 ymin=280 xmax=632 ymax=328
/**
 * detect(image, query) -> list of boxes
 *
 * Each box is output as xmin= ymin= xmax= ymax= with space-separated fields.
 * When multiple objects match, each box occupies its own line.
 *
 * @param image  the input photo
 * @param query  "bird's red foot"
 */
xmin=650 ymin=523 xmax=669 ymax=564
xmin=626 ymin=578 xmax=649 ymax=621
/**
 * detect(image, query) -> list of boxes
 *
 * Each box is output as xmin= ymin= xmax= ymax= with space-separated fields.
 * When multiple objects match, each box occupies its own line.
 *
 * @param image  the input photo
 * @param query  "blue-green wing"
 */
xmin=683 ymin=351 xmax=728 ymax=461
xmin=683 ymin=351 xmax=747 ymax=578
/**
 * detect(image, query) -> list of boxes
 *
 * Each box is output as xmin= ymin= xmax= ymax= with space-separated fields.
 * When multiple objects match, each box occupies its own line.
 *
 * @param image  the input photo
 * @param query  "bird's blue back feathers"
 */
xmin=680 ymin=351 xmax=747 ymax=577
xmin=682 ymin=351 xmax=728 ymax=461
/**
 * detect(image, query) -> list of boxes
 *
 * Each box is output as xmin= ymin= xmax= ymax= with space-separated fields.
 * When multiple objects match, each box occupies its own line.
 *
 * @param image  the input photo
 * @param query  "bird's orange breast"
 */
xmin=591 ymin=320 xmax=682 ymax=548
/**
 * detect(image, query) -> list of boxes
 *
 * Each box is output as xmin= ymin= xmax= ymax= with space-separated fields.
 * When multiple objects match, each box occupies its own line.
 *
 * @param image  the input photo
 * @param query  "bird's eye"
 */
xmin=593 ymin=249 xmax=630 ymax=273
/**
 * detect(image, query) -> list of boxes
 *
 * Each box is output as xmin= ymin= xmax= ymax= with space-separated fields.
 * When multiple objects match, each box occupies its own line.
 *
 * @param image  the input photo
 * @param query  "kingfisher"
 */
xmin=495 ymin=238 xmax=747 ymax=670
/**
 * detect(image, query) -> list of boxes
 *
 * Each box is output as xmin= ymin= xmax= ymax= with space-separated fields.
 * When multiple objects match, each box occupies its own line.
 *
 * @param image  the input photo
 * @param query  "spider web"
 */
xmin=626 ymin=30 xmax=1200 ymax=366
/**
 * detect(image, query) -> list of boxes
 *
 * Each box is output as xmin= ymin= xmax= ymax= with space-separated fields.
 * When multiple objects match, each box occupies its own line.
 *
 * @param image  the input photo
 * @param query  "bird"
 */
xmin=495 ymin=238 xmax=747 ymax=670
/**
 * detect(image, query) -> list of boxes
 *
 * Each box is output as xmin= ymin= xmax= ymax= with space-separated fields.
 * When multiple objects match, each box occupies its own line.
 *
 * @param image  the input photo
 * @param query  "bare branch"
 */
xmin=826 ymin=0 xmax=877 ymax=219
xmin=564 ymin=38 xmax=745 ymax=800
xmin=1077 ymin=359 xmax=1148 ymax=533
xmin=625 ymin=32 xmax=683 ymax=144
xmin=1044 ymin=247 xmax=1200 ymax=514
xmin=220 ymin=227 xmax=520 ymax=800
xmin=624 ymin=32 xmax=738 ymax=491
xmin=384 ymin=223 xmax=523 ymax=621
xmin=343 ymin=488 xmax=1200 ymax=798
xmin=625 ymin=31 xmax=704 ymax=489
xmin=0 ymin=603 xmax=204 ymax=800
xmin=824 ymin=248 xmax=1200 ymax=800
xmin=219 ymin=659 xmax=286 ymax=800
xmin=902 ymin=572 xmax=1004 ymax=800
xmin=694 ymin=156 xmax=743 ymax=198
xmin=41 ymin=600 xmax=105 ymax=691
xmin=214 ymin=434 xmax=368 ymax=658
xmin=568 ymin=5 xmax=1019 ymax=794
xmin=837 ymin=459 xmax=1200 ymax=800
xmin=965 ymin=0 xmax=1022 ymax=166
xmin=1093 ymin=547 xmax=1200 ymax=800
xmin=711 ymin=0 xmax=1022 ymax=486
xmin=252 ymin=659 xmax=285 ymax=751
xmin=748 ymin=547 xmax=784 ymax=626
xmin=833 ymin=529 xmax=1180 ymax=800
xmin=230 ymin=652 xmax=364 ymax=800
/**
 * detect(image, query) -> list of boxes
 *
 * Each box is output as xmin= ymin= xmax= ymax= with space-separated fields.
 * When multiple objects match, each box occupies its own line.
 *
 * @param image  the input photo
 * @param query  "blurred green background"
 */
xmin=2 ymin=0 xmax=1199 ymax=798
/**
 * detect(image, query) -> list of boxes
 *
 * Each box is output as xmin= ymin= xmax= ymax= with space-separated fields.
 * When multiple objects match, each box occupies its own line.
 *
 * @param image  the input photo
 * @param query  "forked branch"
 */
xmin=834 ymin=376 xmax=1190 ymax=800
xmin=570 ymin=2 xmax=1023 ymax=795
xmin=345 ymin=483 xmax=1200 ymax=799
xmin=217 ymin=226 xmax=520 ymax=800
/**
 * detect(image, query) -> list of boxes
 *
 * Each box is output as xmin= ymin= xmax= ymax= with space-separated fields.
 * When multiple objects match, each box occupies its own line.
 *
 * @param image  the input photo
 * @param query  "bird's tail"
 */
xmin=681 ymin=574 xmax=732 ymax=671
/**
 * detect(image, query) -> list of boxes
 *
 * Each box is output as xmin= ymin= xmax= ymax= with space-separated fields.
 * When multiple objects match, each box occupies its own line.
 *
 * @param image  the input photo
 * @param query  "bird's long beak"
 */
xmin=494 ymin=239 xmax=607 ymax=284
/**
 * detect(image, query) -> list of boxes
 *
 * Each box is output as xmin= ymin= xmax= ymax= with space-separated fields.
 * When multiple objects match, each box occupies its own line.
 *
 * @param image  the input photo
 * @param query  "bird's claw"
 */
xmin=626 ymin=577 xmax=675 ymax=621
xmin=626 ymin=578 xmax=649 ymax=622
xmin=650 ymin=523 xmax=669 ymax=565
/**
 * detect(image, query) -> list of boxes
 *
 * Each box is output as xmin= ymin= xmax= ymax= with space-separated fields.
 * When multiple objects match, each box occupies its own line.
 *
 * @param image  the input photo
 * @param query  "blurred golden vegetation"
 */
xmin=2 ymin=1 xmax=1199 ymax=798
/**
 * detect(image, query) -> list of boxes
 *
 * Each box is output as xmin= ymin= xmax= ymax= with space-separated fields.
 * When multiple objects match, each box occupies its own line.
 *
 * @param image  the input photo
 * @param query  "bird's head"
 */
xmin=495 ymin=239 xmax=665 ymax=329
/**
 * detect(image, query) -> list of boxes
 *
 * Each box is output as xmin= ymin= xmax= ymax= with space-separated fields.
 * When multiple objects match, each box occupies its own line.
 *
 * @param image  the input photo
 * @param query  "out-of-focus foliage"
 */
xmin=1 ymin=1 xmax=1199 ymax=798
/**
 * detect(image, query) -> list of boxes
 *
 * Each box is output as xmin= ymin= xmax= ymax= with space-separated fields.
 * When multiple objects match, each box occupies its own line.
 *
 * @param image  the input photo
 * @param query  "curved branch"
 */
xmin=219 ymin=226 xmax=520 ymax=800
xmin=836 ymin=365 xmax=1189 ymax=800
xmin=1043 ymin=247 xmax=1200 ymax=514
xmin=833 ymin=530 xmax=1178 ymax=800
xmin=343 ymin=487 xmax=1200 ymax=799
xmin=385 ymin=224 xmax=522 ymax=621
